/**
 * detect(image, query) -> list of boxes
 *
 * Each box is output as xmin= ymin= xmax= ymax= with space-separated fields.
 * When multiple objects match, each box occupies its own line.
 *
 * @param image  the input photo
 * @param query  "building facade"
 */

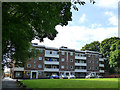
xmin=11 ymin=44 xmax=104 ymax=79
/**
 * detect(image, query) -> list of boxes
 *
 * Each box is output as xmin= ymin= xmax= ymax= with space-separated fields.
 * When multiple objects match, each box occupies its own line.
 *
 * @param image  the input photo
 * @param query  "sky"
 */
xmin=32 ymin=0 xmax=119 ymax=50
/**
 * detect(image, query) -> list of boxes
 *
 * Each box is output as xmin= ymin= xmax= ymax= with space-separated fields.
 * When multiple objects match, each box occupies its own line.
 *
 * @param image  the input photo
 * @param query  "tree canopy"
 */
xmin=81 ymin=41 xmax=100 ymax=52
xmin=2 ymin=2 xmax=72 ymax=66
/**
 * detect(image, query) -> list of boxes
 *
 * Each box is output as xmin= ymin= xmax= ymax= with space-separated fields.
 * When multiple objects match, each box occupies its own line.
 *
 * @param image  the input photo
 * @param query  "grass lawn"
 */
xmin=21 ymin=78 xmax=119 ymax=88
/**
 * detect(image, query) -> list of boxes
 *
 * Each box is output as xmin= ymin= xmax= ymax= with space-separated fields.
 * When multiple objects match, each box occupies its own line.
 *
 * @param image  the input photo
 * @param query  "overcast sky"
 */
xmin=32 ymin=0 xmax=118 ymax=50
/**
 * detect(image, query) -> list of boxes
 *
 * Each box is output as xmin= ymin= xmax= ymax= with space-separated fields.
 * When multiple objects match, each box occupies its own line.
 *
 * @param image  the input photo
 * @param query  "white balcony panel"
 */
xmin=75 ymin=56 xmax=86 ymax=60
xmin=75 ymin=69 xmax=87 ymax=72
xmin=44 ymin=68 xmax=59 ymax=72
xmin=44 ymin=61 xmax=59 ymax=65
xmin=75 ymin=63 xmax=86 ymax=66
xmin=13 ymin=67 xmax=24 ymax=71
xmin=45 ymin=54 xmax=59 ymax=58
xmin=99 ymin=58 xmax=104 ymax=61
xmin=99 ymin=70 xmax=104 ymax=73
xmin=99 ymin=64 xmax=104 ymax=67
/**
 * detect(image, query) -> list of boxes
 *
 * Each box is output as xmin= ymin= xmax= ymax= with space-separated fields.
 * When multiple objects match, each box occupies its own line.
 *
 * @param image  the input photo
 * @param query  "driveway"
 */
xmin=2 ymin=77 xmax=22 ymax=90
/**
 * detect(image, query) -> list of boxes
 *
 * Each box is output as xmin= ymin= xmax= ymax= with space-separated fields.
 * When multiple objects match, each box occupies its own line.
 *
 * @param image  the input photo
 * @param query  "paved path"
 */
xmin=2 ymin=77 xmax=22 ymax=90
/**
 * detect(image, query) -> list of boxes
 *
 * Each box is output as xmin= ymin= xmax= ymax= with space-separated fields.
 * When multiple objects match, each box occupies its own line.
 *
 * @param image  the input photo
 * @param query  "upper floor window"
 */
xmin=70 ymin=52 xmax=73 ymax=56
xmin=40 ymin=49 xmax=43 ymax=53
xmin=92 ymin=66 xmax=94 ymax=70
xmin=89 ymin=67 xmax=91 ymax=70
xmin=88 ymin=60 xmax=91 ymax=63
xmin=61 ymin=58 xmax=64 ymax=62
xmin=70 ymin=59 xmax=73 ymax=62
xmin=70 ymin=66 xmax=73 ymax=69
xmin=61 ymin=65 xmax=64 ymax=69
xmin=38 ymin=64 xmax=42 ymax=68
xmin=95 ymin=60 xmax=98 ymax=63
xmin=39 ymin=57 xmax=42 ymax=60
xmin=95 ymin=55 xmax=98 ymax=58
xmin=27 ymin=64 xmax=31 ymax=68
xmin=96 ymin=67 xmax=98 ymax=70
xmin=62 ymin=52 xmax=65 ymax=55
xmin=45 ymin=50 xmax=50 ymax=54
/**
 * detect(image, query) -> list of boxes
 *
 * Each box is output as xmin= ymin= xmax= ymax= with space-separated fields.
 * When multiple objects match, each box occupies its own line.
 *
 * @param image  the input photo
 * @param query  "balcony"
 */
xmin=44 ymin=68 xmax=59 ymax=72
xmin=45 ymin=54 xmax=59 ymax=58
xmin=75 ymin=63 xmax=86 ymax=66
xmin=13 ymin=67 xmax=24 ymax=71
xmin=75 ymin=56 xmax=86 ymax=60
xmin=99 ymin=64 xmax=104 ymax=67
xmin=44 ymin=61 xmax=59 ymax=65
xmin=99 ymin=70 xmax=104 ymax=73
xmin=75 ymin=69 xmax=87 ymax=72
xmin=99 ymin=58 xmax=104 ymax=61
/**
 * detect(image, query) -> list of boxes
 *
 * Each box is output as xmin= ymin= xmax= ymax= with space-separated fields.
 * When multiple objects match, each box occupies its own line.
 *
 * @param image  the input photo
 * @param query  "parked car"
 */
xmin=50 ymin=74 xmax=59 ymax=79
xmin=96 ymin=75 xmax=103 ymax=78
xmin=60 ymin=75 xmax=68 ymax=79
xmin=67 ymin=75 xmax=75 ymax=79
xmin=85 ymin=74 xmax=95 ymax=78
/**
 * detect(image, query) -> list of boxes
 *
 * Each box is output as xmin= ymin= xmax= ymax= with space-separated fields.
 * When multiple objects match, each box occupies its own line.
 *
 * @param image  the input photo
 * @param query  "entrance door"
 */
xmin=32 ymin=72 xmax=36 ymax=79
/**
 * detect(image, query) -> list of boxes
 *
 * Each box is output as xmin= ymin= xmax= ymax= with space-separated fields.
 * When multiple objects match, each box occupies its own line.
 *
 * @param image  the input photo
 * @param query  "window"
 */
xmin=45 ymin=50 xmax=50 ymax=54
xmin=70 ymin=52 xmax=73 ymax=56
xmin=61 ymin=52 xmax=65 ymax=55
xmin=92 ymin=60 xmax=94 ymax=63
xmin=92 ymin=66 xmax=94 ymax=70
xmin=38 ymin=64 xmax=42 ymax=68
xmin=61 ymin=65 xmax=64 ymax=69
xmin=88 ymin=54 xmax=91 ymax=57
xmin=96 ymin=67 xmax=98 ymax=70
xmin=95 ymin=55 xmax=98 ymax=58
xmin=70 ymin=59 xmax=73 ymax=62
xmin=39 ymin=57 xmax=42 ymax=60
xmin=95 ymin=60 xmax=98 ymax=63
xmin=88 ymin=60 xmax=91 ymax=63
xmin=26 ymin=72 xmax=30 ymax=76
xmin=40 ymin=49 xmax=43 ymax=53
xmin=70 ymin=66 xmax=73 ymax=69
xmin=61 ymin=58 xmax=64 ymax=62
xmin=27 ymin=64 xmax=31 ymax=68
xmin=89 ymin=67 xmax=91 ymax=70
xmin=38 ymin=71 xmax=42 ymax=76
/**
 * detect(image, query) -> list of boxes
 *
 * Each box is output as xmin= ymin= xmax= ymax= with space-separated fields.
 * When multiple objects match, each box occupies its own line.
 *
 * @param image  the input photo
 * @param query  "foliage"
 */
xmin=2 ymin=2 xmax=72 ymax=67
xmin=81 ymin=41 xmax=100 ymax=52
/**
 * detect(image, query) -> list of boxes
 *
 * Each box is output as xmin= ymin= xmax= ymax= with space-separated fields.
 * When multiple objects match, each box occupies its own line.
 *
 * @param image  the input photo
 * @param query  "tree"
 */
xmin=2 ymin=2 xmax=72 ymax=67
xmin=109 ymin=40 xmax=120 ymax=73
xmin=100 ymin=37 xmax=120 ymax=74
xmin=81 ymin=41 xmax=100 ymax=52
xmin=2 ymin=1 xmax=95 ymax=67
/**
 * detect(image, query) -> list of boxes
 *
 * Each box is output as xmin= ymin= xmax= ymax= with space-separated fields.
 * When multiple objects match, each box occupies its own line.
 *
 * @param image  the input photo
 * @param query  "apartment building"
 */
xmin=11 ymin=43 xmax=104 ymax=79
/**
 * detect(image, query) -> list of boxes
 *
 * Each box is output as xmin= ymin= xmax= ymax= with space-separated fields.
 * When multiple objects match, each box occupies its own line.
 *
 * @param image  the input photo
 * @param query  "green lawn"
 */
xmin=21 ymin=78 xmax=119 ymax=88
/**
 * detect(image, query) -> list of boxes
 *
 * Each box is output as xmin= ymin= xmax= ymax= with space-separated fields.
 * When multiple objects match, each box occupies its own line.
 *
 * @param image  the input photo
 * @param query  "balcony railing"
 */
xmin=75 ymin=69 xmax=87 ymax=72
xmin=99 ymin=70 xmax=104 ymax=73
xmin=13 ymin=67 xmax=24 ymax=71
xmin=99 ymin=58 xmax=104 ymax=61
xmin=75 ymin=63 xmax=86 ymax=66
xmin=44 ymin=61 xmax=59 ymax=65
xmin=99 ymin=64 xmax=104 ymax=67
xmin=44 ymin=68 xmax=59 ymax=72
xmin=75 ymin=56 xmax=86 ymax=60
xmin=45 ymin=53 xmax=59 ymax=58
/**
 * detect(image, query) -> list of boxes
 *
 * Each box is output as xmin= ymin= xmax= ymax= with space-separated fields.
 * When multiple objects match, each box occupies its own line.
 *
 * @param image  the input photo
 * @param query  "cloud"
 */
xmin=90 ymin=23 xmax=102 ymax=28
xmin=95 ymin=0 xmax=119 ymax=9
xmin=105 ymin=11 xmax=118 ymax=26
xmin=79 ymin=14 xmax=86 ymax=23
xmin=32 ymin=25 xmax=118 ymax=50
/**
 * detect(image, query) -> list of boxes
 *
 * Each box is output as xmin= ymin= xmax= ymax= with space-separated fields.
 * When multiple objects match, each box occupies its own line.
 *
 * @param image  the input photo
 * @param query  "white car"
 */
xmin=67 ymin=75 xmax=75 ymax=79
xmin=85 ymin=74 xmax=95 ymax=79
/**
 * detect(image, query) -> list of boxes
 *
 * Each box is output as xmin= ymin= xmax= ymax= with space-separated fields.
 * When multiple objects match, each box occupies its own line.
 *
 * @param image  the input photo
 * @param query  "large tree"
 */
xmin=2 ymin=2 xmax=72 ymax=66
xmin=81 ymin=41 xmax=100 ymax=52
xmin=2 ymin=1 xmax=95 ymax=67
